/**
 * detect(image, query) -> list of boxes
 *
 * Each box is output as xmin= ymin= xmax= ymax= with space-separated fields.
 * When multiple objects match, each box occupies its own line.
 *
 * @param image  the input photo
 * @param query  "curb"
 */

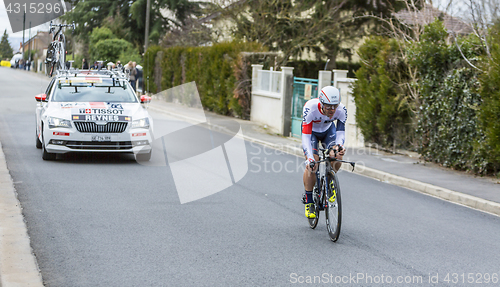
xmin=354 ymin=165 xmax=500 ymax=217
xmin=148 ymin=104 xmax=500 ymax=217
xmin=0 ymin=142 xmax=44 ymax=287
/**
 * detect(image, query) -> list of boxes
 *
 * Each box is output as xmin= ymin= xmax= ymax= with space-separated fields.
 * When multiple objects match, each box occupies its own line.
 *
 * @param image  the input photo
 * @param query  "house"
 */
xmin=395 ymin=4 xmax=473 ymax=35
xmin=20 ymin=31 xmax=50 ymax=72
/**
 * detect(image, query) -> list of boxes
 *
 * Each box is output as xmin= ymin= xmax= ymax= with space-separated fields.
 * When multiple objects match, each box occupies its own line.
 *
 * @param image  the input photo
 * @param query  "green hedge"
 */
xmin=478 ymin=22 xmax=500 ymax=174
xmin=411 ymin=21 xmax=486 ymax=173
xmin=287 ymin=60 xmax=360 ymax=78
xmin=144 ymin=42 xmax=265 ymax=119
xmin=351 ymin=36 xmax=414 ymax=149
xmin=352 ymin=20 xmax=497 ymax=175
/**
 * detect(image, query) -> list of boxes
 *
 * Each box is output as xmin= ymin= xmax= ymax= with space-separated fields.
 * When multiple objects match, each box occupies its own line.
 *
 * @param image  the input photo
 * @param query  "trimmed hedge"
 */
xmin=143 ymin=42 xmax=265 ymax=119
xmin=352 ymin=36 xmax=414 ymax=149
xmin=352 ymin=20 xmax=497 ymax=175
xmin=411 ymin=21 xmax=485 ymax=173
xmin=287 ymin=60 xmax=360 ymax=78
xmin=478 ymin=22 xmax=500 ymax=174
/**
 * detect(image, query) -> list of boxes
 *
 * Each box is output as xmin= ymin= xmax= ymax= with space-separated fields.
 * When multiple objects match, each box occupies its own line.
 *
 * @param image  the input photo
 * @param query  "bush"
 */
xmin=91 ymin=38 xmax=134 ymax=63
xmin=65 ymin=53 xmax=84 ymax=69
xmin=287 ymin=60 xmax=360 ymax=78
xmin=143 ymin=45 xmax=163 ymax=94
xmin=89 ymin=27 xmax=141 ymax=65
xmin=478 ymin=22 xmax=500 ymax=174
xmin=233 ymin=52 xmax=276 ymax=119
xmin=411 ymin=20 xmax=486 ymax=172
xmin=352 ymin=36 xmax=414 ymax=149
xmin=144 ymin=42 xmax=264 ymax=118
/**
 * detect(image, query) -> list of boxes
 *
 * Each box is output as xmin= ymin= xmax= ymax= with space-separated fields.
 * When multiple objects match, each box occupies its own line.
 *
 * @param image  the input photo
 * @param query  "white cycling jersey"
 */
xmin=302 ymin=98 xmax=347 ymax=160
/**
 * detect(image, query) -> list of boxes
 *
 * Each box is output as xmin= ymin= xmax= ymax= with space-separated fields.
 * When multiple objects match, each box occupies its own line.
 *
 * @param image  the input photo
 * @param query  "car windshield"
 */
xmin=51 ymin=78 xmax=138 ymax=103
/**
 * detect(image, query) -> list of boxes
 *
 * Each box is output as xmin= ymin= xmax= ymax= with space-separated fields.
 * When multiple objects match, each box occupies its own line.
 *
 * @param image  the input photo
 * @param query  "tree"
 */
xmin=312 ymin=0 xmax=406 ymax=69
xmin=352 ymin=36 xmax=414 ymax=149
xmin=0 ymin=29 xmax=13 ymax=59
xmin=221 ymin=0 xmax=405 ymax=67
xmin=478 ymin=21 xmax=500 ymax=174
xmin=62 ymin=0 xmax=205 ymax=53
xmin=88 ymin=27 xmax=141 ymax=63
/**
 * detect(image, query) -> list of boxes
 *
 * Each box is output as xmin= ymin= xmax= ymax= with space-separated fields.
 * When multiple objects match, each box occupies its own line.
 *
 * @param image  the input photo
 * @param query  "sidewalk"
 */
xmin=147 ymin=99 xmax=500 ymax=216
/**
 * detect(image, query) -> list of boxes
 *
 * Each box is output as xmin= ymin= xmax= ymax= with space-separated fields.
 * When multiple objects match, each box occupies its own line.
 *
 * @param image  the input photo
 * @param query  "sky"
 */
xmin=0 ymin=0 xmax=51 ymax=51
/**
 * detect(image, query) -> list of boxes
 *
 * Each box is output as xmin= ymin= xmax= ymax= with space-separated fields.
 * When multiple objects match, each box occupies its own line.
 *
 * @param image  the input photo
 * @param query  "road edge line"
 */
xmin=0 ymin=142 xmax=44 ymax=287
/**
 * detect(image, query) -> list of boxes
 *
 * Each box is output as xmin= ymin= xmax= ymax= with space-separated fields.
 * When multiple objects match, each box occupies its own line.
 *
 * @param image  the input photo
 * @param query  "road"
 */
xmin=1 ymin=68 xmax=500 ymax=286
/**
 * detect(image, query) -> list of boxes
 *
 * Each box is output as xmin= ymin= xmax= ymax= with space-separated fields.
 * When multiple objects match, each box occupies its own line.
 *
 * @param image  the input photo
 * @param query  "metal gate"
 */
xmin=291 ymin=77 xmax=318 ymax=138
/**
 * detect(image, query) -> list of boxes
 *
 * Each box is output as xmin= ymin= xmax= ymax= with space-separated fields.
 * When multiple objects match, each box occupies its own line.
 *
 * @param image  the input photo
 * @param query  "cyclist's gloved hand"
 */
xmin=305 ymin=158 xmax=316 ymax=172
xmin=329 ymin=144 xmax=345 ymax=159
xmin=336 ymin=144 xmax=346 ymax=156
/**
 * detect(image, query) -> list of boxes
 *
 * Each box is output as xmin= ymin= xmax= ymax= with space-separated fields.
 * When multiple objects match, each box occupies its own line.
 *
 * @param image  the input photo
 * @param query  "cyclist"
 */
xmin=302 ymin=86 xmax=347 ymax=219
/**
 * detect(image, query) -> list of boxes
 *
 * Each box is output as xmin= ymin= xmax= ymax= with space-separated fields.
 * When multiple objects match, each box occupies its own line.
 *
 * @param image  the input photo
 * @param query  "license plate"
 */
xmin=91 ymin=135 xmax=111 ymax=142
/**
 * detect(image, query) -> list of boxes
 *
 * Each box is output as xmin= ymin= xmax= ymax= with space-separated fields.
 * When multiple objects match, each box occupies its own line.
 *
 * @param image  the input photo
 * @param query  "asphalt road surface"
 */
xmin=1 ymin=68 xmax=500 ymax=286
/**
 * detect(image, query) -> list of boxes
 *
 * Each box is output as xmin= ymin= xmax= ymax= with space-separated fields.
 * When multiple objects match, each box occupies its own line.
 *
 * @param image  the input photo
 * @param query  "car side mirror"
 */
xmin=140 ymin=95 xmax=151 ymax=104
xmin=35 ymin=93 xmax=47 ymax=102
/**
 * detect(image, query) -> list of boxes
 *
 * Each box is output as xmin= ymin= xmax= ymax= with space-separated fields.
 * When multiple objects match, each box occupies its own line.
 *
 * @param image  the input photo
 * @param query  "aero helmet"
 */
xmin=318 ymin=86 xmax=341 ymax=105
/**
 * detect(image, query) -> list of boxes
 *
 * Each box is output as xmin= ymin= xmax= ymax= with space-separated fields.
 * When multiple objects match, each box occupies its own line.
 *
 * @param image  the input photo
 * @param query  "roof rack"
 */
xmin=55 ymin=68 xmax=130 ymax=81
xmin=55 ymin=68 xmax=79 ymax=77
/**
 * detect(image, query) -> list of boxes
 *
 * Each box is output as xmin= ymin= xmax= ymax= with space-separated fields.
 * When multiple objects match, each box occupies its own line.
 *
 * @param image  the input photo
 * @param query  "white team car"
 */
xmin=35 ymin=70 xmax=153 ymax=161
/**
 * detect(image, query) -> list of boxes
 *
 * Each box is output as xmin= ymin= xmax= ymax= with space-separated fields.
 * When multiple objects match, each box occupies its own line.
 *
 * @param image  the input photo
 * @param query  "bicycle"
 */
xmin=46 ymin=21 xmax=75 ymax=77
xmin=302 ymin=145 xmax=355 ymax=242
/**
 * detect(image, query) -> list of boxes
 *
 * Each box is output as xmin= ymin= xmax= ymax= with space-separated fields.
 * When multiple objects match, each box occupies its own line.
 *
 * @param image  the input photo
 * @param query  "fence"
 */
xmin=291 ymin=77 xmax=318 ymax=138
xmin=251 ymin=67 xmax=364 ymax=148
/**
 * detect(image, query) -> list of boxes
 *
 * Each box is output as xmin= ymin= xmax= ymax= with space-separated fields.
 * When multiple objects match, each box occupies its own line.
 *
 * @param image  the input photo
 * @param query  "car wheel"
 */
xmin=41 ymin=129 xmax=56 ymax=160
xmin=36 ymin=132 xmax=42 ymax=149
xmin=42 ymin=144 xmax=56 ymax=160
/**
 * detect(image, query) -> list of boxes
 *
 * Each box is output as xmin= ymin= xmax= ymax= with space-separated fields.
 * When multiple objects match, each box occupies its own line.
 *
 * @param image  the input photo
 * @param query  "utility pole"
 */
xmin=22 ymin=12 xmax=25 ymax=61
xmin=28 ymin=21 xmax=31 ymax=70
xmin=144 ymin=0 xmax=151 ymax=53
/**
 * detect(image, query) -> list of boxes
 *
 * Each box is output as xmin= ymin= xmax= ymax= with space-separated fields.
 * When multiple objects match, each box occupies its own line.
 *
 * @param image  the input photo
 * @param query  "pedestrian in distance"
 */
xmin=126 ymin=61 xmax=137 ymax=92
xmin=136 ymin=64 xmax=143 ymax=94
xmin=91 ymin=61 xmax=99 ymax=70
xmin=116 ymin=60 xmax=123 ymax=72
xmin=82 ymin=58 xmax=89 ymax=69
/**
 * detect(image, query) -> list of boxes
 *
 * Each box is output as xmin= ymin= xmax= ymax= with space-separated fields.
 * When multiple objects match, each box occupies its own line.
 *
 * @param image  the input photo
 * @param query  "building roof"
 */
xmin=20 ymin=31 xmax=50 ymax=51
xmin=395 ymin=5 xmax=473 ymax=35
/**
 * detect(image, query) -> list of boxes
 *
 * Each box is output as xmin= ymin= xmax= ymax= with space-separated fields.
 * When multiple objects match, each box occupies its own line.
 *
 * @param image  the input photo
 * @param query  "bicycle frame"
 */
xmin=307 ymin=146 xmax=355 ymax=241
xmin=46 ymin=21 xmax=75 ymax=76
xmin=314 ymin=148 xmax=354 ymax=201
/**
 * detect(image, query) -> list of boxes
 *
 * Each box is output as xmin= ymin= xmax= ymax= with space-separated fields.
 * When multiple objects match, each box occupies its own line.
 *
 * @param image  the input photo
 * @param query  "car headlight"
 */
xmin=131 ymin=118 xmax=150 ymax=129
xmin=48 ymin=117 xmax=72 ymax=129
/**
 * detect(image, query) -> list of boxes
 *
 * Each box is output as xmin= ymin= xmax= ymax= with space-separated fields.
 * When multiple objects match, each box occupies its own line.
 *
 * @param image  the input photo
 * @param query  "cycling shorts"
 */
xmin=303 ymin=124 xmax=337 ymax=156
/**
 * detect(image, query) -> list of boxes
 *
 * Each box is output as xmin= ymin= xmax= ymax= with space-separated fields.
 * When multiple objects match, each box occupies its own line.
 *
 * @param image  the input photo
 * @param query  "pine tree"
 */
xmin=0 ymin=29 xmax=13 ymax=59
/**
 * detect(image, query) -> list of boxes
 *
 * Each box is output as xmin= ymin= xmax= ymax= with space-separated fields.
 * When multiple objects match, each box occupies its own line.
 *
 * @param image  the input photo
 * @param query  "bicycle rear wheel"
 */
xmin=325 ymin=171 xmax=342 ymax=242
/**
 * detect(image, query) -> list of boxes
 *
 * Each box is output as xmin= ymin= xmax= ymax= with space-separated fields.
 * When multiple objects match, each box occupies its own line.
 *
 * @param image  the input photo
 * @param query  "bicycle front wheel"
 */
xmin=308 ymin=184 xmax=321 ymax=229
xmin=325 ymin=171 xmax=342 ymax=242
xmin=308 ymin=205 xmax=319 ymax=229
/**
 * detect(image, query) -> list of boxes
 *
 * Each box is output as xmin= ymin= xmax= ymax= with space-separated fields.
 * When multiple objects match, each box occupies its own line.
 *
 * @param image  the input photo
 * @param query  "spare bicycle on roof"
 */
xmin=45 ymin=21 xmax=75 ymax=77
